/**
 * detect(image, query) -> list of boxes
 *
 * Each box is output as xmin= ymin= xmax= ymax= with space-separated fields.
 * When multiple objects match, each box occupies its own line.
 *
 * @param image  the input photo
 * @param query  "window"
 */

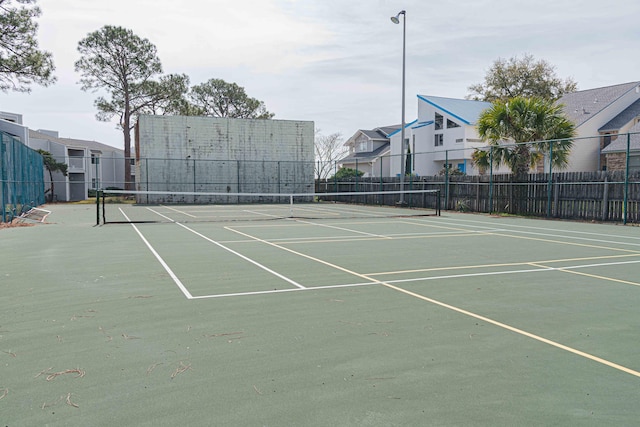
xmin=435 ymin=113 xmax=443 ymax=130
xmin=457 ymin=163 xmax=466 ymax=173
xmin=601 ymin=132 xmax=617 ymax=149
xmin=358 ymin=141 xmax=368 ymax=152
xmin=447 ymin=119 xmax=460 ymax=128
xmin=434 ymin=134 xmax=443 ymax=146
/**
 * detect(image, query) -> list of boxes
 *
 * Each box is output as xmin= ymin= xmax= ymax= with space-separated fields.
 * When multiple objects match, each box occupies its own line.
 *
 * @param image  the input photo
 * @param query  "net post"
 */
xmin=101 ymin=190 xmax=106 ymax=224
xmin=289 ymin=194 xmax=294 ymax=218
xmin=96 ymin=189 xmax=101 ymax=226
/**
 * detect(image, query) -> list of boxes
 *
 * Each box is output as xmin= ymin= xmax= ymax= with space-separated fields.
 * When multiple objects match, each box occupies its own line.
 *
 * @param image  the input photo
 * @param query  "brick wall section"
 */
xmin=605 ymin=153 xmax=626 ymax=171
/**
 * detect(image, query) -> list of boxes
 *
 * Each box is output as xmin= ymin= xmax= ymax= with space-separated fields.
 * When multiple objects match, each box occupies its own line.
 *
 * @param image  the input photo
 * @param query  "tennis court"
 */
xmin=1 ymin=201 xmax=640 ymax=426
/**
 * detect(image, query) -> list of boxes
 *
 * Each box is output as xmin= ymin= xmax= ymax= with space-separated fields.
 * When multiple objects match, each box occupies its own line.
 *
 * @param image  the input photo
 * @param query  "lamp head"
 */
xmin=390 ymin=10 xmax=405 ymax=24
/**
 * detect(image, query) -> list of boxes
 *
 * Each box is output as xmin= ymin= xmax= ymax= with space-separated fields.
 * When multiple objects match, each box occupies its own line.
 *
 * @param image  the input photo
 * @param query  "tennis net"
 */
xmin=96 ymin=189 xmax=441 ymax=225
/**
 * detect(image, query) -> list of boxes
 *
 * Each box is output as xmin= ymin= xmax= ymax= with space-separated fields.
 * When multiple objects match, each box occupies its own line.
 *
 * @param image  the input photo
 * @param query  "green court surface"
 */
xmin=1 ymin=204 xmax=640 ymax=426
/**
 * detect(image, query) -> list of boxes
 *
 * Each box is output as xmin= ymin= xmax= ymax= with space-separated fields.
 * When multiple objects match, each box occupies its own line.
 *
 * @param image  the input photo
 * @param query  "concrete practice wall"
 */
xmin=135 ymin=115 xmax=315 ymax=199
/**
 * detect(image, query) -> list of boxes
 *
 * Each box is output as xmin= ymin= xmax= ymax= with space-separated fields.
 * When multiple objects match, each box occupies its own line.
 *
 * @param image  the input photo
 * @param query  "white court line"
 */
xmin=406 ymin=217 xmax=640 ymax=249
xmin=146 ymin=208 xmax=306 ymax=290
xmin=417 ymin=216 xmax=640 ymax=242
xmin=119 ymin=208 xmax=194 ymax=299
xmin=189 ymin=257 xmax=640 ymax=298
xmin=156 ymin=205 xmax=197 ymax=218
xmin=243 ymin=210 xmax=286 ymax=219
xmin=120 ymin=210 xmax=640 ymax=378
xmin=190 ymin=281 xmax=376 ymax=300
xmin=294 ymin=219 xmax=392 ymax=239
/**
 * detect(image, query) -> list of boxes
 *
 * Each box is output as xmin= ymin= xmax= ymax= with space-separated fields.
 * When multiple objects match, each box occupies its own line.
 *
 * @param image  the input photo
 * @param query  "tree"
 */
xmin=75 ymin=26 xmax=169 ymax=189
xmin=0 ymin=0 xmax=55 ymax=92
xmin=314 ymin=131 xmax=346 ymax=180
xmin=134 ymin=73 xmax=192 ymax=116
xmin=473 ymin=97 xmax=576 ymax=177
xmin=188 ymin=78 xmax=274 ymax=119
xmin=467 ymin=54 xmax=577 ymax=102
xmin=36 ymin=149 xmax=67 ymax=202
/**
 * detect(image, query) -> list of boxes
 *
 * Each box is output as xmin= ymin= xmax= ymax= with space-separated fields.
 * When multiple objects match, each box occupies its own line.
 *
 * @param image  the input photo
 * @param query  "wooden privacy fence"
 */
xmin=316 ymin=171 xmax=640 ymax=224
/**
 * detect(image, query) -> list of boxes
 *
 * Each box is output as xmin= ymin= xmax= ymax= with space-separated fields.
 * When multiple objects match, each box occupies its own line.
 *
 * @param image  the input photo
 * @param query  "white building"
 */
xmin=0 ymin=112 xmax=125 ymax=201
xmin=406 ymin=96 xmax=492 ymax=176
xmin=342 ymin=97 xmax=494 ymax=177
xmin=350 ymin=83 xmax=640 ymax=177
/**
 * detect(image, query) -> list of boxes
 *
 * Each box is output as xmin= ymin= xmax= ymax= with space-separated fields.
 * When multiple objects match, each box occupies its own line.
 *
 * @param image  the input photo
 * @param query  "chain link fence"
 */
xmin=1 ymin=132 xmax=45 ymax=222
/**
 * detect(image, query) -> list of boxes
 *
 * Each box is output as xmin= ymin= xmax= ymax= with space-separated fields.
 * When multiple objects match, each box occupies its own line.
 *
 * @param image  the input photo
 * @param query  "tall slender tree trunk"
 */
xmin=123 ymin=96 xmax=132 ymax=190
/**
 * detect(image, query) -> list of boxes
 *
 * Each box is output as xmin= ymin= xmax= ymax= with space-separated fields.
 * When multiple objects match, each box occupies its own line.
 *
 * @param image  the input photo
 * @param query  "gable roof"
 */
xmin=340 ymin=141 xmax=391 ymax=162
xmin=377 ymin=125 xmax=401 ymax=137
xmin=417 ymin=95 xmax=491 ymax=125
xmin=599 ymin=98 xmax=640 ymax=133
xmin=558 ymin=81 xmax=640 ymax=127
xmin=360 ymin=129 xmax=390 ymax=141
xmin=601 ymin=122 xmax=640 ymax=153
xmin=345 ymin=124 xmax=401 ymax=146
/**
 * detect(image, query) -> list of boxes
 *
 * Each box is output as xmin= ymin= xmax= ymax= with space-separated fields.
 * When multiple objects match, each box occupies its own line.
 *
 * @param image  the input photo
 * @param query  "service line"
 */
xmin=223 ymin=224 xmax=640 ymax=380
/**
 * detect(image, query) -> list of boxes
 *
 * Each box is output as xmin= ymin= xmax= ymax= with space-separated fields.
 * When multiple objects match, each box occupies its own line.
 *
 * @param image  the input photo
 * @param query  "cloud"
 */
xmin=5 ymin=0 xmax=640 ymax=148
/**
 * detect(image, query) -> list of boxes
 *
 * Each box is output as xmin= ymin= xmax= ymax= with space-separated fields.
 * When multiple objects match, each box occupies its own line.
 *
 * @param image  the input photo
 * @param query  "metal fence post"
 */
xmin=547 ymin=141 xmax=553 ymax=218
xmin=489 ymin=147 xmax=494 ymax=215
xmin=0 ymin=136 xmax=5 ymax=223
xmin=445 ymin=150 xmax=449 ymax=210
xmin=623 ymin=133 xmax=631 ymax=225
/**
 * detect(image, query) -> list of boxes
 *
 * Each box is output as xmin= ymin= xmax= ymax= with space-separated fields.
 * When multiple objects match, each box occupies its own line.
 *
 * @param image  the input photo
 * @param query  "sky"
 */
xmin=2 ymin=0 xmax=640 ymax=149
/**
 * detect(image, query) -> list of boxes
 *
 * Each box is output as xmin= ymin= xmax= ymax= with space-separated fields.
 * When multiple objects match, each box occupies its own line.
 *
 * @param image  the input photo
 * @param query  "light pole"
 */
xmin=391 ymin=10 xmax=406 ymax=204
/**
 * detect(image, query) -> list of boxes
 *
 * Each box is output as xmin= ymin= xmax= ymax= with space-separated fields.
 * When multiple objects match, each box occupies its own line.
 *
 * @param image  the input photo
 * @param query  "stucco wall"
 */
xmin=135 ymin=115 xmax=315 ymax=196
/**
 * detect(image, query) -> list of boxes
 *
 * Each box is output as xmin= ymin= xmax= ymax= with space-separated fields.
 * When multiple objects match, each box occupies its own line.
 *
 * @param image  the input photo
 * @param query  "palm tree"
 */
xmin=473 ymin=97 xmax=576 ymax=177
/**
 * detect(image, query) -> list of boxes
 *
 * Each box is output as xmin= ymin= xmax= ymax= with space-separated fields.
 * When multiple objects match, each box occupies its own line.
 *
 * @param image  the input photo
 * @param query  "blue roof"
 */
xmin=412 ymin=120 xmax=434 ymax=129
xmin=386 ymin=119 xmax=418 ymax=137
xmin=417 ymin=95 xmax=491 ymax=125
